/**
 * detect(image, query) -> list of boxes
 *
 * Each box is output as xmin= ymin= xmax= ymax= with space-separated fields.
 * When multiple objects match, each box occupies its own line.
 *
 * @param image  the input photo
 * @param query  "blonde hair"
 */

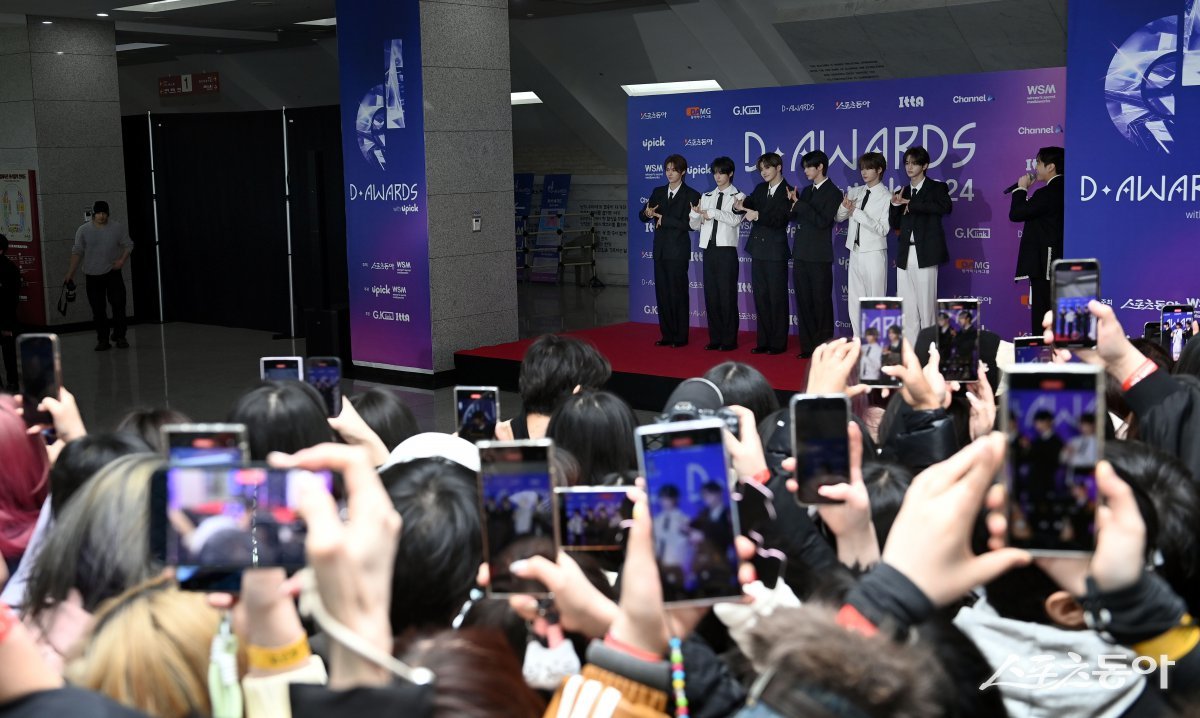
xmin=67 ymin=576 xmax=220 ymax=718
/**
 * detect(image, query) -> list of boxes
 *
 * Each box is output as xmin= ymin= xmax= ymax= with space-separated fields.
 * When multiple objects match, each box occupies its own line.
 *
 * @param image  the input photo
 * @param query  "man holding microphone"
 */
xmin=1008 ymin=146 xmax=1064 ymax=335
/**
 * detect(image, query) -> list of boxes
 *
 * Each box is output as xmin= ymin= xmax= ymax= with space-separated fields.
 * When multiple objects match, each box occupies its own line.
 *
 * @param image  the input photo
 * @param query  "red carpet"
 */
xmin=454 ymin=323 xmax=809 ymax=411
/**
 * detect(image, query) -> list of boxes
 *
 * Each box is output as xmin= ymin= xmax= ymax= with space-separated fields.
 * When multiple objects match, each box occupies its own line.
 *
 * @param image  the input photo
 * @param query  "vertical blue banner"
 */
xmin=531 ymin=174 xmax=571 ymax=283
xmin=514 ymin=173 xmax=534 ymax=270
xmin=337 ymin=0 xmax=432 ymax=371
xmin=1066 ymin=0 xmax=1200 ymax=325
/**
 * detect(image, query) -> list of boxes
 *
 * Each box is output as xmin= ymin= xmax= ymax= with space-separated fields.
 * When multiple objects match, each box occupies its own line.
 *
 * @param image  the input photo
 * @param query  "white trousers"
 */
xmin=848 ymin=249 xmax=888 ymax=337
xmin=896 ymin=245 xmax=938 ymax=343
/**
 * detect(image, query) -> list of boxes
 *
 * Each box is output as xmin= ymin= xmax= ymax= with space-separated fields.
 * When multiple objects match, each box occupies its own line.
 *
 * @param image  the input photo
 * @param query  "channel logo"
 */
xmin=639 ymin=111 xmax=668 ymax=120
xmin=686 ymin=106 xmax=712 ymax=119
xmin=732 ymin=104 xmax=761 ymax=116
xmin=835 ymin=100 xmax=871 ymax=110
xmin=1018 ymin=125 xmax=1063 ymax=135
xmin=898 ymin=95 xmax=925 ymax=108
xmin=642 ymin=136 xmax=666 ymax=150
xmin=954 ymin=227 xmax=991 ymax=239
xmin=953 ymin=94 xmax=995 ymax=104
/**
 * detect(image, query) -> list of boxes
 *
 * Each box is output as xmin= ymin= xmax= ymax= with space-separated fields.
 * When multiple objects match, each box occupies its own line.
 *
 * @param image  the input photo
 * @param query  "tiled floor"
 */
xmin=58 ymin=282 xmax=630 ymax=436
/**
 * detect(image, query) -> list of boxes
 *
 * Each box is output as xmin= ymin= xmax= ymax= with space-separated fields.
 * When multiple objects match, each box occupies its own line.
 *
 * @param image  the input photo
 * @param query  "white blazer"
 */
xmin=836 ymin=183 xmax=891 ymax=252
xmin=689 ymin=185 xmax=745 ymax=249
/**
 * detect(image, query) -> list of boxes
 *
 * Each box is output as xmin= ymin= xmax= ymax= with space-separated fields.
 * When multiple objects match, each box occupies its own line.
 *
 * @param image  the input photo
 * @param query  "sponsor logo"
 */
xmin=732 ymin=104 xmax=761 ymax=116
xmin=953 ymin=94 xmax=994 ymax=104
xmin=1025 ymin=83 xmax=1057 ymax=105
xmin=835 ymin=100 xmax=871 ymax=110
xmin=955 ymin=259 xmax=991 ymax=274
xmin=781 ymin=103 xmax=816 ymax=113
xmin=1018 ymin=125 xmax=1063 ymax=135
xmin=1079 ymin=175 xmax=1200 ymax=203
xmin=638 ymin=196 xmax=649 ymax=204
xmin=737 ymin=282 xmax=753 ymax=293
xmin=396 ymin=261 xmax=412 ymax=275
xmin=642 ymin=136 xmax=666 ymax=151
xmin=835 ymin=320 xmax=852 ymax=329
xmin=685 ymin=106 xmax=712 ymax=119
xmin=898 ymin=95 xmax=925 ymax=108
xmin=641 ymin=251 xmax=654 ymax=260
xmin=688 ymin=281 xmax=703 ymax=289
xmin=1120 ymin=298 xmax=1200 ymax=311
xmin=738 ymin=312 xmax=757 ymax=321
xmin=643 ymin=305 xmax=659 ymax=315
xmin=837 ymin=256 xmax=850 ymax=268
xmin=686 ymin=165 xmax=712 ymax=178
xmin=639 ymin=111 xmax=668 ymax=120
xmin=641 ymin=278 xmax=655 ymax=286
xmin=683 ymin=138 xmax=714 ymax=147
xmin=371 ymin=311 xmax=411 ymax=321
xmin=954 ymin=227 xmax=991 ymax=239
xmin=690 ymin=251 xmax=703 ymax=262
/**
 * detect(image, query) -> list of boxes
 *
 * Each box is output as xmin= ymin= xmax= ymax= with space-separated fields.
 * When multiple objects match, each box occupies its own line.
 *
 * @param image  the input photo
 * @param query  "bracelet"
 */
xmin=748 ymin=469 xmax=771 ymax=485
xmin=245 ymin=634 xmax=312 ymax=671
xmin=0 ymin=603 xmax=18 ymax=646
xmin=603 ymin=631 xmax=663 ymax=663
xmin=1121 ymin=358 xmax=1158 ymax=392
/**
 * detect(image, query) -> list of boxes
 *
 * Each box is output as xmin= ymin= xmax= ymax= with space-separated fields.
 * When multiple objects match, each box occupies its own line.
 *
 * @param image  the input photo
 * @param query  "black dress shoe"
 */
xmin=115 ymin=338 xmax=130 ymax=349
xmin=704 ymin=343 xmax=721 ymax=351
xmin=766 ymin=348 xmax=785 ymax=355
xmin=750 ymin=347 xmax=768 ymax=354
xmin=719 ymin=344 xmax=737 ymax=352
xmin=655 ymin=339 xmax=671 ymax=346
xmin=673 ymin=341 xmax=688 ymax=348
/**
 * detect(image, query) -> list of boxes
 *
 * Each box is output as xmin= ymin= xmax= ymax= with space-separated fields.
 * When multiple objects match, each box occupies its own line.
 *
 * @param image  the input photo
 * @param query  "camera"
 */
xmin=656 ymin=378 xmax=741 ymax=438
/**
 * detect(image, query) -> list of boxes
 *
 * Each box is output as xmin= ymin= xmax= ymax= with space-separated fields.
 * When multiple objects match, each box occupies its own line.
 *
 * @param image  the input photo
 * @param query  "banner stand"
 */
xmin=147 ymin=111 xmax=165 ymax=323
xmin=273 ymin=106 xmax=298 ymax=340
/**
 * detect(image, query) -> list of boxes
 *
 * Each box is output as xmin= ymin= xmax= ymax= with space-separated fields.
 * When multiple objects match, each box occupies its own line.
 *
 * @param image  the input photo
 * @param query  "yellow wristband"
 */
xmin=1132 ymin=621 xmax=1200 ymax=664
xmin=245 ymin=635 xmax=312 ymax=671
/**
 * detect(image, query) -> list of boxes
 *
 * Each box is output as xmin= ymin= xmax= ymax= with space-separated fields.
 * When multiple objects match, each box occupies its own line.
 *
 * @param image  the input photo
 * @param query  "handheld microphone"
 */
xmin=1003 ymin=173 xmax=1035 ymax=194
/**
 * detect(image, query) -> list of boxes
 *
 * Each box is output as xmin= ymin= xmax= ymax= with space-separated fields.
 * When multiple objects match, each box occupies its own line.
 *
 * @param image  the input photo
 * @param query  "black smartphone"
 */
xmin=456 ymin=385 xmax=499 ymax=443
xmin=1143 ymin=322 xmax=1163 ymax=344
xmin=732 ymin=476 xmax=783 ymax=589
xmin=789 ymin=394 xmax=851 ymax=505
xmin=858 ymin=297 xmax=904 ymax=387
xmin=260 ymin=356 xmax=302 ymax=381
xmin=477 ymin=439 xmax=558 ymax=597
xmin=1002 ymin=365 xmax=1104 ymax=555
xmin=1160 ymin=304 xmax=1195 ymax=363
xmin=305 ymin=357 xmax=343 ymax=417
xmin=1051 ymin=259 xmax=1100 ymax=348
xmin=556 ymin=486 xmax=632 ymax=573
xmin=17 ymin=334 xmax=61 ymax=428
xmin=149 ymin=464 xmax=332 ymax=569
xmin=935 ymin=299 xmax=980 ymax=381
xmin=635 ymin=418 xmax=742 ymax=606
xmin=1014 ymin=336 xmax=1053 ymax=364
xmin=161 ymin=424 xmax=248 ymax=467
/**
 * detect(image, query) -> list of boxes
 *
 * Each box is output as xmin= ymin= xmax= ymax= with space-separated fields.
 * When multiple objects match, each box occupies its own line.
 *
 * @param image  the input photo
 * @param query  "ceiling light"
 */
xmin=116 ymin=42 xmax=167 ymax=51
xmin=42 ymin=20 xmax=53 ymax=24
xmin=621 ymin=80 xmax=722 ymax=96
xmin=511 ymin=91 xmax=542 ymax=105
xmin=97 ymin=12 xmax=109 ymax=16
xmin=296 ymin=17 xmax=336 ymax=26
xmin=55 ymin=51 xmax=63 ymax=54
xmin=114 ymin=0 xmax=237 ymax=12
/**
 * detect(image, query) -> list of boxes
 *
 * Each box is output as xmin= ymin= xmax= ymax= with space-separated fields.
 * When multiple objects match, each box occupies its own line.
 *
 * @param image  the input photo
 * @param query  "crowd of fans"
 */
xmin=1 ymin=307 xmax=1199 ymax=718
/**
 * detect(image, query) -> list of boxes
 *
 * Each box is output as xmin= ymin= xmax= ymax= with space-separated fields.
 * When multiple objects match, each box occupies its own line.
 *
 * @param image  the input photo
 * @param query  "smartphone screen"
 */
xmin=1052 ymin=260 xmax=1100 ymax=348
xmin=260 ymin=357 xmax=302 ymax=381
xmin=1161 ymin=305 xmax=1195 ymax=362
xmin=731 ymin=477 xmax=783 ymax=589
xmin=1014 ymin=336 xmax=1054 ymax=364
xmin=150 ymin=465 xmax=332 ymax=569
xmin=858 ymin=298 xmax=903 ymax=387
xmin=456 ymin=386 xmax=499 ymax=443
xmin=163 ymin=424 xmax=248 ymax=467
xmin=1003 ymin=366 xmax=1103 ymax=555
xmin=17 ymin=334 xmax=61 ymax=428
xmin=305 ymin=357 xmax=342 ymax=417
xmin=636 ymin=419 xmax=741 ymax=605
xmin=935 ymin=299 xmax=980 ymax=381
xmin=1143 ymin=322 xmax=1163 ymax=344
xmin=478 ymin=440 xmax=557 ymax=596
xmin=789 ymin=394 xmax=850 ymax=505
xmin=557 ymin=487 xmax=631 ymax=573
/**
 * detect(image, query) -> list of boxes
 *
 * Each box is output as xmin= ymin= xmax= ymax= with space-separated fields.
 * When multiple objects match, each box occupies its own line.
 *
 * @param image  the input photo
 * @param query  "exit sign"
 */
xmin=158 ymin=72 xmax=220 ymax=96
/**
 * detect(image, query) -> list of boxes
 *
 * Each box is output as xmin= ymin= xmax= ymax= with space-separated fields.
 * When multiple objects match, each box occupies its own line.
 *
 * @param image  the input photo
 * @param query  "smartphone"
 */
xmin=557 ymin=486 xmax=632 ymax=573
xmin=1014 ymin=336 xmax=1054 ymax=364
xmin=1160 ymin=304 xmax=1195 ymax=362
xmin=858 ymin=298 xmax=903 ymax=387
xmin=1143 ymin=322 xmax=1163 ymax=344
xmin=162 ymin=424 xmax=248 ymax=467
xmin=305 ymin=357 xmax=342 ymax=417
xmin=635 ymin=419 xmax=742 ymax=605
xmin=935 ymin=299 xmax=980 ymax=381
xmin=1001 ymin=365 xmax=1104 ymax=555
xmin=149 ymin=465 xmax=333 ymax=569
xmin=17 ymin=334 xmax=62 ymax=428
xmin=260 ymin=356 xmax=302 ymax=381
xmin=732 ymin=477 xmax=783 ymax=589
xmin=789 ymin=394 xmax=851 ymax=505
xmin=477 ymin=439 xmax=558 ymax=597
xmin=1051 ymin=259 xmax=1100 ymax=348
xmin=456 ymin=386 xmax=499 ymax=443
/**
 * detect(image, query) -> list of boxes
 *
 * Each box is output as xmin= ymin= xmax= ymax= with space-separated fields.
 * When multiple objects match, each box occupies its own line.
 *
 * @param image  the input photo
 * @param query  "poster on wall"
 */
xmin=626 ymin=68 xmax=1066 ymax=342
xmin=514 ymin=173 xmax=534 ymax=271
xmin=0 ymin=170 xmax=45 ymax=326
xmin=1066 ymin=0 xmax=1200 ymax=328
xmin=336 ymin=0 xmax=431 ymax=372
xmin=530 ymin=174 xmax=571 ymax=283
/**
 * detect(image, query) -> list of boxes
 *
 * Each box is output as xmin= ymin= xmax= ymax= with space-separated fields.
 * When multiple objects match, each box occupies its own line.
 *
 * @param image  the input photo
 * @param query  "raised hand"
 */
xmin=841 ymin=193 xmax=855 ymax=211
xmin=786 ymin=186 xmax=798 ymax=203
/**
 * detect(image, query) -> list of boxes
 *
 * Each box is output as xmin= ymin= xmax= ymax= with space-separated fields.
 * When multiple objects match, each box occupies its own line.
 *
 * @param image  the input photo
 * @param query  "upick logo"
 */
xmin=642 ymin=136 xmax=666 ymax=151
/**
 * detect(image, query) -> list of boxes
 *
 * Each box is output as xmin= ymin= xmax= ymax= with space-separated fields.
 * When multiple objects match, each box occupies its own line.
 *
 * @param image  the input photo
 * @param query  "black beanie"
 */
xmin=93 ymin=200 xmax=110 ymax=215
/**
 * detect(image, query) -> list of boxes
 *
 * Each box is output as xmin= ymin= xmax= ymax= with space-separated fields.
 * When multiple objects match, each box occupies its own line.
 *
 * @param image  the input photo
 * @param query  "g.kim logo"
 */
xmin=642 ymin=136 xmax=666 ymax=150
xmin=954 ymin=227 xmax=991 ymax=239
xmin=732 ymin=104 xmax=761 ymax=116
xmin=898 ymin=95 xmax=925 ymax=108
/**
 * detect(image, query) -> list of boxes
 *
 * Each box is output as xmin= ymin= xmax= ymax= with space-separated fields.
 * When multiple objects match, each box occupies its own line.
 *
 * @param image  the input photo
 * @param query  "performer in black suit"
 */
xmin=788 ymin=150 xmax=841 ymax=358
xmin=1009 ymin=146 xmax=1064 ymax=335
xmin=641 ymin=154 xmax=701 ymax=347
xmin=889 ymin=146 xmax=951 ymax=342
xmin=736 ymin=153 xmax=793 ymax=355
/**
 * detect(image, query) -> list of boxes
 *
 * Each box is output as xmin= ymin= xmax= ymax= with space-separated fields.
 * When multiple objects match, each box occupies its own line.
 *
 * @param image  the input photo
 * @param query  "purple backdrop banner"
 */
xmin=627 ymin=68 xmax=1067 ymax=342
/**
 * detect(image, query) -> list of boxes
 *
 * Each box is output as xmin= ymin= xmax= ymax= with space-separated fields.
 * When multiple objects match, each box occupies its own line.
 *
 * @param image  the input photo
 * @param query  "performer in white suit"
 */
xmin=837 ymin=152 xmax=893 ymax=337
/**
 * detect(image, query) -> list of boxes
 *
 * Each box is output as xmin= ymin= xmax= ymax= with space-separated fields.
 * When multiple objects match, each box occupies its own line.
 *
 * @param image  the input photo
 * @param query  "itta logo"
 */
xmin=732 ymin=104 xmax=761 ymax=116
xmin=898 ymin=95 xmax=925 ymax=108
xmin=643 ymin=136 xmax=666 ymax=151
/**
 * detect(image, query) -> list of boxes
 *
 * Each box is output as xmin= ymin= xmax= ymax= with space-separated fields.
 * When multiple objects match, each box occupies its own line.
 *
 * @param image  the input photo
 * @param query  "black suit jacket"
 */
xmin=889 ymin=179 xmax=952 ymax=270
xmin=1008 ymin=175 xmax=1064 ymax=282
xmin=740 ymin=181 xmax=793 ymax=260
xmin=641 ymin=183 xmax=701 ymax=261
xmin=789 ymin=180 xmax=841 ymax=263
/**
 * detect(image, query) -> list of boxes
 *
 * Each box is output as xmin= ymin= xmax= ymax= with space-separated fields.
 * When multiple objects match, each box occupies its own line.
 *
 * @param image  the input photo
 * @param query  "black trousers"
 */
xmin=0 ymin=327 xmax=15 ymax=388
xmin=1030 ymin=275 xmax=1051 ymax=335
xmin=86 ymin=269 xmax=127 ymax=344
xmin=793 ymin=260 xmax=834 ymax=354
xmin=654 ymin=256 xmax=690 ymax=344
xmin=751 ymin=258 xmax=789 ymax=351
xmin=703 ymin=246 xmax=739 ymax=347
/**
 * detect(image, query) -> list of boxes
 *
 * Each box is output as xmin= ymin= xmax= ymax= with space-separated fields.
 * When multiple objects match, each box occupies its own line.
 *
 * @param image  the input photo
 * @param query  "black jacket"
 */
xmin=641 ymin=183 xmax=701 ymax=262
xmin=0 ymin=255 xmax=20 ymax=329
xmin=789 ymin=180 xmax=842 ymax=263
xmin=889 ymin=179 xmax=952 ymax=270
xmin=740 ymin=181 xmax=794 ymax=261
xmin=1124 ymin=371 xmax=1200 ymax=484
xmin=1008 ymin=175 xmax=1064 ymax=282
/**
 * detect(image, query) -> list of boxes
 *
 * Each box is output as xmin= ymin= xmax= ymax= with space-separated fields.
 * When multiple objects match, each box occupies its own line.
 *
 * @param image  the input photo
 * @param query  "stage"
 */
xmin=453 ymin=322 xmax=809 ymax=412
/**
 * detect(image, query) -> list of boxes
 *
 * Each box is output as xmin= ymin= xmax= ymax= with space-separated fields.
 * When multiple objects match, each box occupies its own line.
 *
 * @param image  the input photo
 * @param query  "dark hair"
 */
xmin=545 ymin=391 xmax=638 ymax=485
xmin=49 ymin=432 xmax=152 ymax=517
xmin=1036 ymin=146 xmax=1063 ymax=174
xmin=228 ymin=382 xmax=334 ymax=460
xmin=115 ymin=407 xmax=192 ymax=452
xmin=664 ymin=153 xmax=688 ymax=174
xmin=1175 ymin=334 xmax=1200 ymax=380
xmin=518 ymin=335 xmax=611 ymax=416
xmin=862 ymin=462 xmax=912 ymax=550
xmin=400 ymin=628 xmax=545 ymax=717
xmin=858 ymin=152 xmax=887 ymax=172
xmin=379 ymin=458 xmax=482 ymax=632
xmin=985 ymin=564 xmax=1066 ymax=624
xmin=756 ymin=152 xmax=782 ymax=170
xmin=703 ymin=361 xmax=780 ymax=424
xmin=701 ymin=481 xmax=722 ymax=494
xmin=865 ymin=327 xmax=879 ymax=338
xmin=710 ymin=156 xmax=735 ymax=176
xmin=903 ymin=146 xmax=931 ymax=167
xmin=1032 ymin=409 xmax=1054 ymax=423
xmin=349 ymin=388 xmax=419 ymax=451
xmin=801 ymin=150 xmax=829 ymax=175
xmin=658 ymin=483 xmax=680 ymax=500
xmin=1113 ymin=338 xmax=1175 ymax=438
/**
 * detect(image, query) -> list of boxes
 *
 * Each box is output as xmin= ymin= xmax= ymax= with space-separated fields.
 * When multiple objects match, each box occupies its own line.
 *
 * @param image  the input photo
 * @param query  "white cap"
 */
xmin=383 ymin=432 xmax=480 ymax=472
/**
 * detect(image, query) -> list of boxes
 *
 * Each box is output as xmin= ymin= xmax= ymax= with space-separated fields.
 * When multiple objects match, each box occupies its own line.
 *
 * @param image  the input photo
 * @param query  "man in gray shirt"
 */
xmin=65 ymin=200 xmax=133 ymax=350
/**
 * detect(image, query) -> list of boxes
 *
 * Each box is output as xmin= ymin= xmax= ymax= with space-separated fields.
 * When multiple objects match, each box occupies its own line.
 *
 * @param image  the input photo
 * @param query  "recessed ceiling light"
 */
xmin=620 ymin=80 xmax=722 ymax=96
xmin=42 ymin=20 xmax=53 ymax=24
xmin=114 ymin=0 xmax=237 ymax=12
xmin=116 ymin=42 xmax=167 ymax=51
xmin=97 ymin=12 xmax=109 ymax=16
xmin=511 ymin=91 xmax=542 ymax=105
xmin=55 ymin=51 xmax=63 ymax=54
xmin=296 ymin=17 xmax=336 ymax=26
